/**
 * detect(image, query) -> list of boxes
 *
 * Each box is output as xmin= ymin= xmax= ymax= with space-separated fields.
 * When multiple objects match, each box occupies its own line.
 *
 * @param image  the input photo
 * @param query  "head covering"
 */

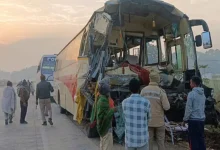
xmin=98 ymin=82 xmax=111 ymax=96
xmin=149 ymin=69 xmax=160 ymax=83
xmin=40 ymin=74 xmax=46 ymax=81
xmin=7 ymin=81 xmax=12 ymax=86
xmin=22 ymin=80 xmax=28 ymax=86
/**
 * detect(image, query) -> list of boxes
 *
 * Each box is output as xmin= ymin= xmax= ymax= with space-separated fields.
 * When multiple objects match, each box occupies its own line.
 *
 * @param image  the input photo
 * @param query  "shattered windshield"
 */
xmin=184 ymin=33 xmax=196 ymax=70
xmin=145 ymin=39 xmax=159 ymax=65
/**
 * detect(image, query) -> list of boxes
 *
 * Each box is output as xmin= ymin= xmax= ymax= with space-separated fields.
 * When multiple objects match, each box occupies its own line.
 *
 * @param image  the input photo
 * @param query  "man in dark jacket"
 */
xmin=19 ymin=80 xmax=30 ymax=124
xmin=36 ymin=74 xmax=54 ymax=126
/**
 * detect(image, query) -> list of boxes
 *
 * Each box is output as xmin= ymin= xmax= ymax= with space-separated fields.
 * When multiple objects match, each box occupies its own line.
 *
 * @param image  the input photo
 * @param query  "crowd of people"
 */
xmin=1 ymin=75 xmax=54 ymax=126
xmin=1 ymin=70 xmax=206 ymax=150
xmin=96 ymin=70 xmax=206 ymax=150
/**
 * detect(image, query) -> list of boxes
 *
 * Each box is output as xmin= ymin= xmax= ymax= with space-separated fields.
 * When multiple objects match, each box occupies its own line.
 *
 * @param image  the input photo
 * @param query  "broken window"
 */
xmin=79 ymin=30 xmax=88 ymax=57
xmin=171 ymin=45 xmax=183 ymax=70
xmin=125 ymin=36 xmax=142 ymax=64
xmin=184 ymin=33 xmax=196 ymax=70
xmin=160 ymin=36 xmax=168 ymax=62
xmin=145 ymin=39 xmax=159 ymax=65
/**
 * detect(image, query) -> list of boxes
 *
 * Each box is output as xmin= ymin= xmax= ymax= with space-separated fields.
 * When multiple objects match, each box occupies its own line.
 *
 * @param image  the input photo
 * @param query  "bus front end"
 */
xmin=37 ymin=55 xmax=57 ymax=103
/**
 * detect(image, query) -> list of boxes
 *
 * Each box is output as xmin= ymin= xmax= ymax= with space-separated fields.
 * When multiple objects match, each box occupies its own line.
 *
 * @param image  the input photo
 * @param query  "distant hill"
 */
xmin=10 ymin=66 xmax=38 ymax=82
xmin=197 ymin=49 xmax=220 ymax=74
xmin=0 ymin=70 xmax=10 ymax=80
xmin=0 ymin=66 xmax=37 ymax=82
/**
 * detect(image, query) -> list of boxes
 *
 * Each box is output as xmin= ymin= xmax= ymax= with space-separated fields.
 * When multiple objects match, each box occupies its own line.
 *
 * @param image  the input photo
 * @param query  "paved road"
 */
xmin=0 ymin=87 xmax=99 ymax=150
xmin=0 ymin=87 xmax=187 ymax=150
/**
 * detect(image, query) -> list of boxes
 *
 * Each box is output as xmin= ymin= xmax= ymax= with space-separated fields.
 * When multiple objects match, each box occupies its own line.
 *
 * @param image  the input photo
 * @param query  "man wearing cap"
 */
xmin=141 ymin=69 xmax=170 ymax=150
xmin=96 ymin=81 xmax=117 ymax=150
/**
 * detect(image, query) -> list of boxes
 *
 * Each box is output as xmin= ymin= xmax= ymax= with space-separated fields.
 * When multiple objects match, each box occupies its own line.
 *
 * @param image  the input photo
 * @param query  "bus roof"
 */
xmin=41 ymin=55 xmax=57 ymax=58
xmin=58 ymin=0 xmax=186 ymax=55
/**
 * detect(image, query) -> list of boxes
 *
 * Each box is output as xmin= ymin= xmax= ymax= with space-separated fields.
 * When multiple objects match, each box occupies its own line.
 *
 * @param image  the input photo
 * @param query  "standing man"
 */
xmin=36 ymin=74 xmax=54 ymax=126
xmin=19 ymin=80 xmax=30 ymax=124
xmin=96 ymin=82 xmax=117 ymax=150
xmin=30 ymin=81 xmax=35 ymax=96
xmin=183 ymin=76 xmax=206 ymax=150
xmin=122 ymin=78 xmax=151 ymax=150
xmin=2 ymin=81 xmax=17 ymax=125
xmin=141 ymin=70 xmax=170 ymax=150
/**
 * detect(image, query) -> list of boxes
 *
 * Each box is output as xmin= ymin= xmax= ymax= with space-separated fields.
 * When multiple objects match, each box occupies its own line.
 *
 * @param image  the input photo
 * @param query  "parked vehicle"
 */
xmin=36 ymin=55 xmax=57 ymax=102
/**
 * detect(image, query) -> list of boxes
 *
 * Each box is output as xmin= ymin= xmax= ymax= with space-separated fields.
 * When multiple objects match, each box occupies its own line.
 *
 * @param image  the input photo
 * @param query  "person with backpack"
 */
xmin=18 ymin=80 xmax=30 ymax=124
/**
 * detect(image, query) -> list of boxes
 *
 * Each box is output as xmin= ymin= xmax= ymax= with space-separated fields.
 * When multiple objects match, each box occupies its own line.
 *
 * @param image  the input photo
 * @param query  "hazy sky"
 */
xmin=0 ymin=0 xmax=219 ymax=72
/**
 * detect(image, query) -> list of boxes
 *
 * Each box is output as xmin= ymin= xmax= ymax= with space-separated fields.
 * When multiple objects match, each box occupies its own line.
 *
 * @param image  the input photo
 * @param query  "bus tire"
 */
xmin=58 ymin=90 xmax=66 ymax=114
xmin=60 ymin=107 xmax=66 ymax=114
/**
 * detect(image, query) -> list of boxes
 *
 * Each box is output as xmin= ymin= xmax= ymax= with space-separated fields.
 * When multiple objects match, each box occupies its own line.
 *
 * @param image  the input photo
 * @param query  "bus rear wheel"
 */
xmin=58 ymin=90 xmax=66 ymax=114
xmin=86 ymin=124 xmax=99 ymax=138
xmin=60 ymin=107 xmax=66 ymax=114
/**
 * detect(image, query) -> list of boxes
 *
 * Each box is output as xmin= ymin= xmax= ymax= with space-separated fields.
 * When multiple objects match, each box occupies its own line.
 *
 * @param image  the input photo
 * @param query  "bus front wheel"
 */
xmin=86 ymin=124 xmax=99 ymax=138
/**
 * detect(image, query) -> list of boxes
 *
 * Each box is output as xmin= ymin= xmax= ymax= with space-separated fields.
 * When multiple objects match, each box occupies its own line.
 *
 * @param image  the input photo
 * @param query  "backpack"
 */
xmin=18 ymin=87 xmax=30 ymax=100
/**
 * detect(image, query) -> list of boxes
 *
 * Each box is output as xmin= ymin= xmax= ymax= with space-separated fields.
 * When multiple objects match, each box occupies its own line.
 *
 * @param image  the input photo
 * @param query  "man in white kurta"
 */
xmin=2 ymin=81 xmax=17 ymax=125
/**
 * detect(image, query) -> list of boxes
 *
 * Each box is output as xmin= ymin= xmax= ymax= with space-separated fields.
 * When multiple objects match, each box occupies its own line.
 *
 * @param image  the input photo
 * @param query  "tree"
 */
xmin=199 ymin=64 xmax=209 ymax=75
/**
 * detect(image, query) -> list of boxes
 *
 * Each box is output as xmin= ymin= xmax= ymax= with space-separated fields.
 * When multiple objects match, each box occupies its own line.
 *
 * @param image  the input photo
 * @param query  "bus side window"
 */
xmin=171 ymin=45 xmax=183 ymax=70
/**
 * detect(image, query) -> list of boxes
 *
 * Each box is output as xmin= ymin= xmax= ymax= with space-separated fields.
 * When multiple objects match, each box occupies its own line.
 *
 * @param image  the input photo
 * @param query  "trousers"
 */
xmin=100 ymin=132 xmax=113 ymax=150
xmin=149 ymin=126 xmax=165 ymax=150
xmin=188 ymin=120 xmax=206 ymax=150
xmin=4 ymin=113 xmax=13 ymax=121
xmin=20 ymin=101 xmax=28 ymax=123
xmin=39 ymin=98 xmax=52 ymax=122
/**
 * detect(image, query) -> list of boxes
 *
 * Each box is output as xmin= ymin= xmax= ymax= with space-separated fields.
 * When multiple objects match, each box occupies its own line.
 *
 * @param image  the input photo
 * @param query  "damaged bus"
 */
xmin=54 ymin=0 xmax=217 ymax=138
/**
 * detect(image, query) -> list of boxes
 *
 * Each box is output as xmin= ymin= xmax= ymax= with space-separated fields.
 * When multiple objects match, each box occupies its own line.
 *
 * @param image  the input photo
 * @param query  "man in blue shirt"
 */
xmin=183 ymin=76 xmax=206 ymax=150
xmin=122 ymin=78 xmax=151 ymax=150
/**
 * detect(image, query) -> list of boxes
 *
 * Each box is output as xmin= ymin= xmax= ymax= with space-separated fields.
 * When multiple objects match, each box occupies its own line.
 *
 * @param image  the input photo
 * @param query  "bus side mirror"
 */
xmin=202 ymin=31 xmax=212 ymax=49
xmin=195 ymin=35 xmax=202 ymax=47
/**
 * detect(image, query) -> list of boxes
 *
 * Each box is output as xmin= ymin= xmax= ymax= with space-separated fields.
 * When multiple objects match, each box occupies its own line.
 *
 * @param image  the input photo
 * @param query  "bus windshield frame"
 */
xmin=41 ymin=56 xmax=56 ymax=76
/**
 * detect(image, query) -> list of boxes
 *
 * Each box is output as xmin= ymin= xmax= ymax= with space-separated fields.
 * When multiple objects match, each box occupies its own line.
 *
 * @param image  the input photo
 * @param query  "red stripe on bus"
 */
xmin=56 ymin=75 xmax=77 ymax=101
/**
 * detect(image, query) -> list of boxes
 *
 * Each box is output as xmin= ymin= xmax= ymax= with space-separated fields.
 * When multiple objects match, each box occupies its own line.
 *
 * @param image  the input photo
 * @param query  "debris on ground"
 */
xmin=205 ymin=128 xmax=220 ymax=150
